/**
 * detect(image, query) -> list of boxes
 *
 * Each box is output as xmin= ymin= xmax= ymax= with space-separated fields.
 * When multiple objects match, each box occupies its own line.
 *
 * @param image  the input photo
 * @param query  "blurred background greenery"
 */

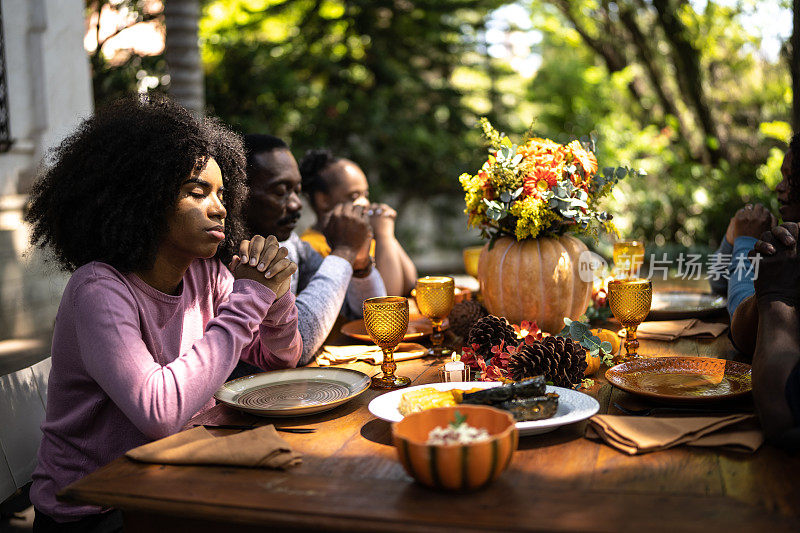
xmin=87 ymin=0 xmax=794 ymax=267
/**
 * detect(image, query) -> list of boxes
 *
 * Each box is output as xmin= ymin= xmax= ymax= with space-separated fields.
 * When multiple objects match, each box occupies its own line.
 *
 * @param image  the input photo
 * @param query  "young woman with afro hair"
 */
xmin=25 ymin=95 xmax=302 ymax=531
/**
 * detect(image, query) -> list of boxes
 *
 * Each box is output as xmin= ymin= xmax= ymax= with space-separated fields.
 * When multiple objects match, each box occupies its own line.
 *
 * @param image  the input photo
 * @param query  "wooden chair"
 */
xmin=0 ymin=357 xmax=50 ymax=506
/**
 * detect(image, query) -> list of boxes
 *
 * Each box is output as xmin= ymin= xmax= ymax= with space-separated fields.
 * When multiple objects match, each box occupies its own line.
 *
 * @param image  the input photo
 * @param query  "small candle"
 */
xmin=444 ymin=361 xmax=465 ymax=372
xmin=442 ymin=360 xmax=466 ymax=382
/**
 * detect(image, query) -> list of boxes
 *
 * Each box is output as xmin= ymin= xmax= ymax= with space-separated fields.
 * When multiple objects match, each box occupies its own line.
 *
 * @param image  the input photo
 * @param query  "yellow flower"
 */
xmin=508 ymin=196 xmax=558 ymax=240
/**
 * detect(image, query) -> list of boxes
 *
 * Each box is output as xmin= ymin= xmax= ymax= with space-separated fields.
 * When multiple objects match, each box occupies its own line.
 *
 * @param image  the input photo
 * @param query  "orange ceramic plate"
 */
xmin=341 ymin=314 xmax=449 ymax=342
xmin=606 ymin=357 xmax=751 ymax=402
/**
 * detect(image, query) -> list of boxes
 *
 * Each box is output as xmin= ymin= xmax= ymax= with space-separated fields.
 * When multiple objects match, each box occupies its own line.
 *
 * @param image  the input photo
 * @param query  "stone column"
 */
xmin=164 ymin=0 xmax=204 ymax=116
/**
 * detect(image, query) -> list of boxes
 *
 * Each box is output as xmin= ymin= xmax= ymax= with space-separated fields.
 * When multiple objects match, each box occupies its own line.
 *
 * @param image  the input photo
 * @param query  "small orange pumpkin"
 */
xmin=591 ymin=328 xmax=621 ymax=355
xmin=584 ymin=352 xmax=602 ymax=376
xmin=583 ymin=328 xmax=621 ymax=376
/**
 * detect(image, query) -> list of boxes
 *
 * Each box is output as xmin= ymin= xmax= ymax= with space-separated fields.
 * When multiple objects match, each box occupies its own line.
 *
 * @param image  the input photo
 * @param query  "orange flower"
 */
xmin=533 ymin=166 xmax=559 ymax=188
xmin=523 ymin=166 xmax=558 ymax=198
xmin=480 ymin=172 xmax=495 ymax=199
xmin=567 ymin=140 xmax=598 ymax=176
xmin=522 ymin=177 xmax=539 ymax=198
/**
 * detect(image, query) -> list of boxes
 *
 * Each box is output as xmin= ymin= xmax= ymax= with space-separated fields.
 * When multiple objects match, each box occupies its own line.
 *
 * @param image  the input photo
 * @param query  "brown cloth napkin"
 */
xmin=635 ymin=319 xmax=728 ymax=341
xmin=316 ymin=342 xmax=427 ymax=366
xmin=585 ymin=414 xmax=763 ymax=454
xmin=126 ymin=425 xmax=302 ymax=469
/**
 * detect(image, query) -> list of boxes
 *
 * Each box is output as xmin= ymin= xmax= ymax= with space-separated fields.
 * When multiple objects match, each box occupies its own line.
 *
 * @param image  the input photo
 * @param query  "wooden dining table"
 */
xmin=59 ymin=319 xmax=800 ymax=532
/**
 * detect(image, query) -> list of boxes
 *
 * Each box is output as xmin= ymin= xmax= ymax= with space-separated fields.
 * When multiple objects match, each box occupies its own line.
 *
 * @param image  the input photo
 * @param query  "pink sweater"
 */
xmin=30 ymin=259 xmax=301 ymax=521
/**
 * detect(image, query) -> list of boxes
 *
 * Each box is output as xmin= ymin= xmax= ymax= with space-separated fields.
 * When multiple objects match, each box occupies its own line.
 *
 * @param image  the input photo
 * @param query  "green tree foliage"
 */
xmin=85 ymin=0 xmax=168 ymax=107
xmin=201 ymin=0 xmax=510 ymax=203
xmin=528 ymin=0 xmax=792 ymax=248
xmin=85 ymin=0 xmax=794 ymax=253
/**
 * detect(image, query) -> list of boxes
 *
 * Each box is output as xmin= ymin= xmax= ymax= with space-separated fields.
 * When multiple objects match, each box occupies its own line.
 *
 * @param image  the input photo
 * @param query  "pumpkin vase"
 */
xmin=477 ymin=235 xmax=592 ymax=334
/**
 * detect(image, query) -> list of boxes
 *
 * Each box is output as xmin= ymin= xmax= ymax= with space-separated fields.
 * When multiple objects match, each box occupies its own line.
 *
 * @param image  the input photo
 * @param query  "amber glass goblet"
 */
xmin=613 ymin=240 xmax=645 ymax=279
xmin=363 ymin=296 xmax=411 ymax=389
xmin=608 ymin=278 xmax=652 ymax=361
xmin=462 ymin=246 xmax=483 ymax=278
xmin=415 ymin=276 xmax=455 ymax=357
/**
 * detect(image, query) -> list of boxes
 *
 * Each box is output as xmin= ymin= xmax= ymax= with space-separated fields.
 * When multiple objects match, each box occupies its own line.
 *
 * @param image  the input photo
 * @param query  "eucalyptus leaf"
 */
xmin=570 ymin=199 xmax=588 ymax=208
xmin=615 ymin=167 xmax=627 ymax=179
xmin=570 ymin=321 xmax=589 ymax=337
xmin=600 ymin=341 xmax=613 ymax=353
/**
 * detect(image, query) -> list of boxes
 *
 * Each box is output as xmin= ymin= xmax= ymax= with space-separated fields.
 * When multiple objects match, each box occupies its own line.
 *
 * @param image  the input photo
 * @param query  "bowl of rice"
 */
xmin=391 ymin=405 xmax=518 ymax=491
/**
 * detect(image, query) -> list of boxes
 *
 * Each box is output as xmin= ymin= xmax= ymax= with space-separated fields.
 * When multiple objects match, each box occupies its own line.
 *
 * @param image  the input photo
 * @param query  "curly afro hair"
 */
xmin=25 ymin=95 xmax=247 ymax=272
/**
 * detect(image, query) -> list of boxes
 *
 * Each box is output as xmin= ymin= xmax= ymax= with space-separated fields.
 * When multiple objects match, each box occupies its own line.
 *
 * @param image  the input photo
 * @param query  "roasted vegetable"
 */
xmin=459 ymin=376 xmax=546 ymax=406
xmin=497 ymin=393 xmax=559 ymax=421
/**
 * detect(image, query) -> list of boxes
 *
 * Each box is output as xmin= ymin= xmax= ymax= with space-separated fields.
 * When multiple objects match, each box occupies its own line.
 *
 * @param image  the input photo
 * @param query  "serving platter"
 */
xmin=215 ymin=367 xmax=370 ymax=417
xmin=605 ymin=356 xmax=751 ymax=402
xmin=368 ymin=381 xmax=599 ymax=436
xmin=647 ymin=291 xmax=726 ymax=321
xmin=341 ymin=314 xmax=449 ymax=342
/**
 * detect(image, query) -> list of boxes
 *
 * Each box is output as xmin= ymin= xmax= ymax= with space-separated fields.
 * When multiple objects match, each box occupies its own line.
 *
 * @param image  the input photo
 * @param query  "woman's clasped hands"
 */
xmin=229 ymin=234 xmax=297 ymax=297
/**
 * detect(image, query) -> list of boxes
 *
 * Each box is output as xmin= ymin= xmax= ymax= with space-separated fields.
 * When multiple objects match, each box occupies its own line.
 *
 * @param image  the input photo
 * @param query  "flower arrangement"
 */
xmin=459 ymin=119 xmax=643 ymax=241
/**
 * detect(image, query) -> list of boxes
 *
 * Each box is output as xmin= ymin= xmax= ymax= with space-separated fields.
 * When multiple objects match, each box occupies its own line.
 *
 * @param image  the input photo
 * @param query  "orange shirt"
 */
xmin=301 ymin=228 xmax=375 ymax=257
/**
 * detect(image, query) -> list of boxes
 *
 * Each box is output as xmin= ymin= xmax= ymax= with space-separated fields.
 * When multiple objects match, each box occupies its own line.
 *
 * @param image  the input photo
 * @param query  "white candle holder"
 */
xmin=438 ymin=360 xmax=471 ymax=382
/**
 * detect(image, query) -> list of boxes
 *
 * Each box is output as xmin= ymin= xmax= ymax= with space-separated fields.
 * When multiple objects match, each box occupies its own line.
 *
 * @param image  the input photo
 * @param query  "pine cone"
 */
xmin=508 ymin=336 xmax=588 ymax=387
xmin=449 ymin=301 xmax=488 ymax=340
xmin=465 ymin=315 xmax=518 ymax=359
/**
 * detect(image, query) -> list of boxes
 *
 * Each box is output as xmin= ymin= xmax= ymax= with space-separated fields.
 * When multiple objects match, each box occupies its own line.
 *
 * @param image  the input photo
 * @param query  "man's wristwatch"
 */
xmin=352 ymin=255 xmax=375 ymax=278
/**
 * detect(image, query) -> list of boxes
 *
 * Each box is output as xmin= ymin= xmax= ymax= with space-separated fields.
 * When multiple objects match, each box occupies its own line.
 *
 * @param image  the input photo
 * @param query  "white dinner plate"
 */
xmin=368 ymin=381 xmax=599 ymax=436
xmin=215 ymin=367 xmax=370 ymax=417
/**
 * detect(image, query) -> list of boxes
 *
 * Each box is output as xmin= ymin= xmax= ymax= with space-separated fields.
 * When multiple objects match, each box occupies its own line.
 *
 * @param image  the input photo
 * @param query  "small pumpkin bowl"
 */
xmin=392 ymin=405 xmax=518 ymax=491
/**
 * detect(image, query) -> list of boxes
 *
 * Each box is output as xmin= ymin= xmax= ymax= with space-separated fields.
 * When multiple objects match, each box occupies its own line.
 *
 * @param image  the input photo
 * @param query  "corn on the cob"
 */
xmin=398 ymin=388 xmax=486 ymax=416
xmin=398 ymin=388 xmax=457 ymax=416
